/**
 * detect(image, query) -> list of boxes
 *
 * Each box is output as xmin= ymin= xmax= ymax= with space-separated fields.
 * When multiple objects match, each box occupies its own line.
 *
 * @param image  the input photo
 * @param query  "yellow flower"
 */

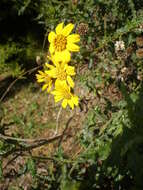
xmin=51 ymin=80 xmax=79 ymax=109
xmin=36 ymin=70 xmax=52 ymax=92
xmin=48 ymin=22 xmax=80 ymax=62
xmin=45 ymin=59 xmax=75 ymax=88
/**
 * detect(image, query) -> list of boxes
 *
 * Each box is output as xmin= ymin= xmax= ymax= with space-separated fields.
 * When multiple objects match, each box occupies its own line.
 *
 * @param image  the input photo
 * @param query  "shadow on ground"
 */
xmin=0 ymin=72 xmax=40 ymax=102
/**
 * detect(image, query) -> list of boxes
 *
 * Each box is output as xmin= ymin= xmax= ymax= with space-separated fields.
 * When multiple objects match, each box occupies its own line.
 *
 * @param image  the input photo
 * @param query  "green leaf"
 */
xmin=27 ymin=158 xmax=36 ymax=177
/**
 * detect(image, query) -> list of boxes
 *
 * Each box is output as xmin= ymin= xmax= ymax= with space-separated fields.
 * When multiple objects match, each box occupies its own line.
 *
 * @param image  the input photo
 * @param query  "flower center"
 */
xmin=56 ymin=67 xmax=67 ymax=80
xmin=58 ymin=71 xmax=67 ymax=80
xmin=54 ymin=35 xmax=67 ymax=51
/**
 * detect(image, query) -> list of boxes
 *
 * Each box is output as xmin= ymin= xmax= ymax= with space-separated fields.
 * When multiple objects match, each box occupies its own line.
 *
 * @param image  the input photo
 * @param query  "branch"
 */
xmin=58 ymin=111 xmax=75 ymax=147
xmin=0 ymin=65 xmax=41 ymax=102
xmin=0 ymin=133 xmax=62 ymax=144
xmin=0 ymin=133 xmax=62 ymax=157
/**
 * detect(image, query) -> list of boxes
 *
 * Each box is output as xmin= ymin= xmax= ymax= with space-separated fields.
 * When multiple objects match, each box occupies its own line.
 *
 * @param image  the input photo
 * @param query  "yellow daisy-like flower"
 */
xmin=36 ymin=70 xmax=52 ymax=92
xmin=45 ymin=59 xmax=75 ymax=88
xmin=48 ymin=22 xmax=80 ymax=62
xmin=51 ymin=80 xmax=79 ymax=109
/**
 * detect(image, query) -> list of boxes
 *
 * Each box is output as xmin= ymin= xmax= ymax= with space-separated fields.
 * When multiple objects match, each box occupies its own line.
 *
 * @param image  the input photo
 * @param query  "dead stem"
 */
xmin=54 ymin=106 xmax=62 ymax=135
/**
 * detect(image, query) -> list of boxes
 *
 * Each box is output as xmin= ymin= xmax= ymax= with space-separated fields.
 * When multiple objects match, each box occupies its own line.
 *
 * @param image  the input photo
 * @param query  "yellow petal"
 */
xmin=54 ymin=50 xmax=71 ymax=62
xmin=51 ymin=54 xmax=68 ymax=66
xmin=56 ymin=22 xmax=64 ymax=35
xmin=45 ymin=69 xmax=57 ymax=78
xmin=62 ymin=23 xmax=74 ymax=36
xmin=53 ymin=60 xmax=60 ymax=67
xmin=54 ymin=80 xmax=68 ymax=94
xmin=38 ymin=70 xmax=44 ymax=75
xmin=60 ymin=61 xmax=67 ymax=68
xmin=48 ymin=31 xmax=56 ymax=43
xmin=62 ymin=99 xmax=68 ymax=108
xmin=36 ymin=74 xmax=41 ymax=78
xmin=36 ymin=76 xmax=43 ymax=79
xmin=49 ymin=44 xmax=55 ymax=54
xmin=45 ymin=63 xmax=55 ymax=69
xmin=42 ymin=84 xmax=48 ymax=91
xmin=51 ymin=90 xmax=57 ymax=95
xmin=54 ymin=95 xmax=63 ymax=102
xmin=47 ymin=81 xmax=52 ymax=92
xmin=51 ymin=88 xmax=62 ymax=96
xmin=37 ymin=79 xmax=44 ymax=83
xmin=72 ymin=96 xmax=79 ymax=106
xmin=62 ymin=80 xmax=70 ymax=90
xmin=67 ymin=34 xmax=80 ymax=43
xmin=67 ymin=43 xmax=80 ymax=52
xmin=67 ymin=76 xmax=74 ymax=88
xmin=68 ymin=99 xmax=74 ymax=109
xmin=54 ymin=80 xmax=61 ymax=88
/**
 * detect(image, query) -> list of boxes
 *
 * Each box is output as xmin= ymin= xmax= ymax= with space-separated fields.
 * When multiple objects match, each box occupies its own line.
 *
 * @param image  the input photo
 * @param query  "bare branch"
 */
xmin=0 ymin=133 xmax=62 ymax=144
xmin=0 ymin=65 xmax=41 ymax=102
xmin=0 ymin=133 xmax=62 ymax=157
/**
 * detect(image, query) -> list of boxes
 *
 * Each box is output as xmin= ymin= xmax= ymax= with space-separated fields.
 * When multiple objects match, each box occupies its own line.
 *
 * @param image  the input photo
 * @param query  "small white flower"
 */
xmin=115 ymin=40 xmax=125 ymax=52
xmin=138 ymin=24 xmax=143 ymax=32
xmin=121 ymin=67 xmax=127 ymax=73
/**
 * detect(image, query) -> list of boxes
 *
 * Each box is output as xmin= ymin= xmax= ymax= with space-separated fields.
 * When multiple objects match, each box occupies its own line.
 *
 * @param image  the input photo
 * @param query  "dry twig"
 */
xmin=0 ymin=65 xmax=41 ymax=102
xmin=0 ymin=133 xmax=62 ymax=157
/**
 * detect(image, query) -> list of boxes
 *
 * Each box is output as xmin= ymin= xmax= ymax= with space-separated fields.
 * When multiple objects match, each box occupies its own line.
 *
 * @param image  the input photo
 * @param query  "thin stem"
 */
xmin=58 ymin=110 xmax=75 ymax=147
xmin=42 ymin=30 xmax=49 ymax=51
xmin=54 ymin=107 xmax=62 ymax=135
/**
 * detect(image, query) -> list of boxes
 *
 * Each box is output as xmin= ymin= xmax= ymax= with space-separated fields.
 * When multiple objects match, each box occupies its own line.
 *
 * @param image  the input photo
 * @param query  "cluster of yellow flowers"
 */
xmin=36 ymin=23 xmax=80 ymax=109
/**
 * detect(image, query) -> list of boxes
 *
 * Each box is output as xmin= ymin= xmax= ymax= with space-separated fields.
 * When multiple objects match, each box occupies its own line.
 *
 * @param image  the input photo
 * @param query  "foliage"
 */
xmin=0 ymin=42 xmax=24 ymax=76
xmin=0 ymin=0 xmax=43 ymax=77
